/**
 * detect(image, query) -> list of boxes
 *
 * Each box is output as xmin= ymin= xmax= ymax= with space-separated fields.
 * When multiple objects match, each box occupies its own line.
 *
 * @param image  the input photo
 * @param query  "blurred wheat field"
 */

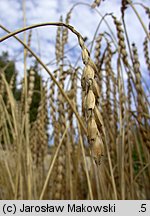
xmin=0 ymin=0 xmax=150 ymax=200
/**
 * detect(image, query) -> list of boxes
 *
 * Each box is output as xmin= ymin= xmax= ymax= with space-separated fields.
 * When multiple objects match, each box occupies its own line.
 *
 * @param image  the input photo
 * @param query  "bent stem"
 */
xmin=0 ymin=24 xmax=87 ymax=135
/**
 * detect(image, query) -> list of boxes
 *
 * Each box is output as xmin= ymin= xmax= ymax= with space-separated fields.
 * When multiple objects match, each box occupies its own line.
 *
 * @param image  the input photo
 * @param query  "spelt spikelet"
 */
xmin=67 ymin=68 xmax=77 ymax=128
xmin=127 ymin=71 xmax=132 ymax=112
xmin=113 ymin=16 xmax=128 ymax=66
xmin=6 ymin=73 xmax=16 ymax=109
xmin=30 ymin=121 xmax=38 ymax=165
xmin=20 ymin=78 xmax=25 ymax=111
xmin=53 ymin=144 xmax=65 ymax=199
xmin=53 ymin=139 xmax=66 ymax=200
xmin=124 ymin=72 xmax=134 ymax=199
xmin=27 ymin=30 xmax=32 ymax=57
xmin=0 ymin=70 xmax=5 ymax=97
xmin=15 ymin=101 xmax=22 ymax=130
xmin=27 ymin=70 xmax=35 ymax=111
xmin=105 ymin=43 xmax=113 ymax=124
xmin=124 ymin=121 xmax=131 ymax=198
xmin=93 ymin=105 xmax=105 ymax=140
xmin=49 ymin=70 xmax=58 ymax=139
xmin=53 ymin=66 xmax=68 ymax=199
xmin=117 ymin=60 xmax=126 ymax=121
xmin=94 ymin=33 xmax=103 ymax=68
xmin=55 ymin=16 xmax=63 ymax=64
xmin=132 ymin=43 xmax=144 ymax=116
xmin=145 ymin=6 xmax=150 ymax=19
xmin=9 ymin=73 xmax=16 ymax=91
xmin=31 ymin=84 xmax=48 ymax=166
xmin=62 ymin=10 xmax=72 ymax=45
xmin=27 ymin=30 xmax=32 ymax=48
xmin=110 ymin=71 xmax=118 ymax=139
xmin=143 ymin=37 xmax=150 ymax=74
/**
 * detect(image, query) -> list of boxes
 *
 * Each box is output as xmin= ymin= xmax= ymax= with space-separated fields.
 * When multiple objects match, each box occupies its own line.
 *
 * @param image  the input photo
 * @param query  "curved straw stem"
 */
xmin=68 ymin=2 xmax=117 ymax=45
xmin=0 ymin=22 xmax=83 ymax=42
xmin=0 ymin=24 xmax=87 ymax=135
